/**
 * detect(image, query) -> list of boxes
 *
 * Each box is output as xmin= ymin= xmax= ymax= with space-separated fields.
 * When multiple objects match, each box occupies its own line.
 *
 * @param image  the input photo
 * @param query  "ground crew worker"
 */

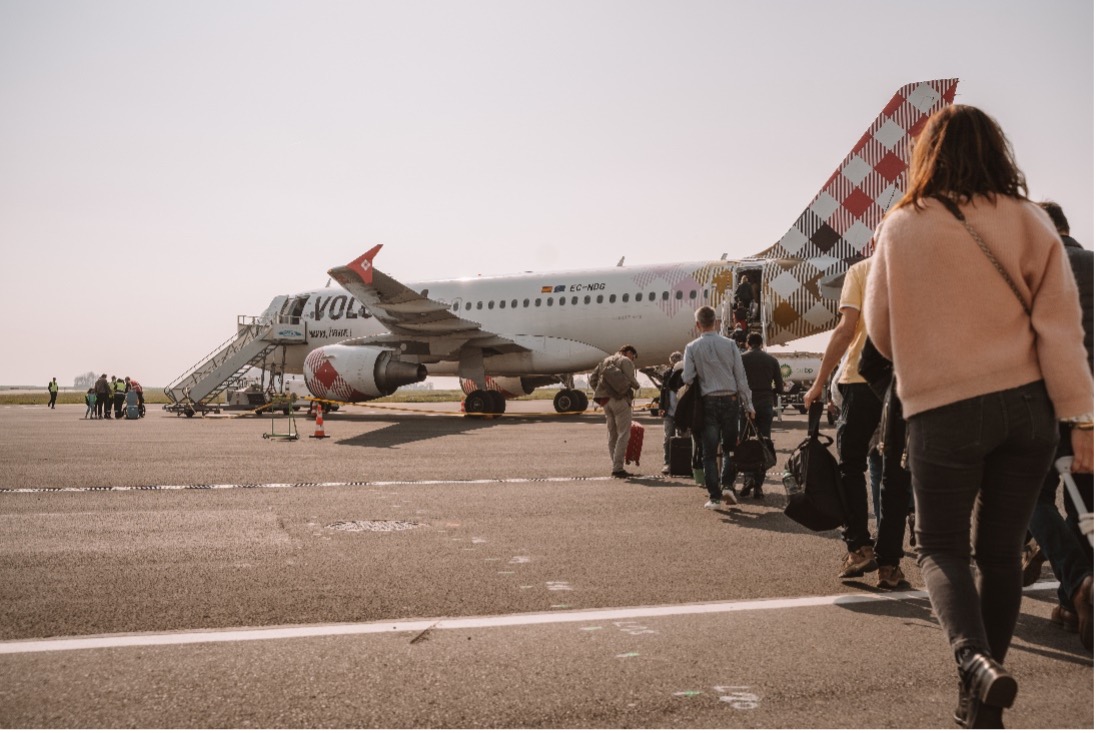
xmin=96 ymin=374 xmax=111 ymax=419
xmin=112 ymin=375 xmax=127 ymax=419
xmin=47 ymin=378 xmax=58 ymax=409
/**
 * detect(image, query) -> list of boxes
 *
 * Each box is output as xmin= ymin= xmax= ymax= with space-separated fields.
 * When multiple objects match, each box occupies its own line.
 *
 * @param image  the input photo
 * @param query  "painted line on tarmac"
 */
xmin=0 ymin=476 xmax=625 ymax=493
xmin=0 ymin=582 xmax=1060 ymax=655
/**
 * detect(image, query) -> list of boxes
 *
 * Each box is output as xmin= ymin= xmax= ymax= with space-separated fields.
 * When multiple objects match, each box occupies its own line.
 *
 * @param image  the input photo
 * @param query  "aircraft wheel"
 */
xmin=553 ymin=390 xmax=580 ymax=413
xmin=184 ymin=407 xmax=195 ymax=418
xmin=487 ymin=391 xmax=506 ymax=414
xmin=574 ymin=391 xmax=589 ymax=412
xmin=465 ymin=390 xmax=493 ymax=414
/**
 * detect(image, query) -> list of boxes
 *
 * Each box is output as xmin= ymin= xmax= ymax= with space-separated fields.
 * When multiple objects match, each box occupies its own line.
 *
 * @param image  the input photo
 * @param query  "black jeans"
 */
xmin=875 ymin=391 xmax=912 ymax=567
xmin=908 ymin=381 xmax=1058 ymax=662
xmin=836 ymin=383 xmax=883 ymax=551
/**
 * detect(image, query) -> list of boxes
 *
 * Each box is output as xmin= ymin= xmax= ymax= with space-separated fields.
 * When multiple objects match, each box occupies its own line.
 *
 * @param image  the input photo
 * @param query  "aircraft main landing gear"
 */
xmin=552 ymin=389 xmax=589 ymax=414
xmin=465 ymin=390 xmax=506 ymax=415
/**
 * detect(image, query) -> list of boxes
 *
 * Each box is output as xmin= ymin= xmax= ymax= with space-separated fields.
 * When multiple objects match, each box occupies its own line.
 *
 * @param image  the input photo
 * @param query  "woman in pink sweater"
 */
xmin=865 ymin=105 xmax=1093 ymax=728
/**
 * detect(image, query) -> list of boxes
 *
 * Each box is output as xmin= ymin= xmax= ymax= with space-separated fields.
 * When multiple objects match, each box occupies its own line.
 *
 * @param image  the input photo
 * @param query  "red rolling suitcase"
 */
xmin=625 ymin=422 xmax=644 ymax=466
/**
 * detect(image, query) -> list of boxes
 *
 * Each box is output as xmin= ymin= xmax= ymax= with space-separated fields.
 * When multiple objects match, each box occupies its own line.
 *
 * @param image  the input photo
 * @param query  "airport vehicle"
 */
xmin=165 ymin=79 xmax=958 ymax=416
xmin=771 ymin=351 xmax=823 ymax=414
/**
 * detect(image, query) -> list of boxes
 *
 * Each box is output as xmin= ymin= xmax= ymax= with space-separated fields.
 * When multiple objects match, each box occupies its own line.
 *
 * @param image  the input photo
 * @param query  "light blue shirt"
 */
xmin=682 ymin=331 xmax=754 ymax=411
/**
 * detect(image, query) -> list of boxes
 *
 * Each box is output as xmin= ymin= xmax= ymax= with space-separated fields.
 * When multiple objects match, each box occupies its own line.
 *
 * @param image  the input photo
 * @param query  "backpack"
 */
xmin=599 ymin=356 xmax=632 ymax=399
xmin=783 ymin=402 xmax=847 ymax=531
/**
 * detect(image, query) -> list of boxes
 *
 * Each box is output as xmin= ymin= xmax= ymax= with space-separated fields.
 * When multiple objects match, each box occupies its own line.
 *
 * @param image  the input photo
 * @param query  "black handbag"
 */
xmin=857 ymin=336 xmax=893 ymax=401
xmin=734 ymin=417 xmax=774 ymax=471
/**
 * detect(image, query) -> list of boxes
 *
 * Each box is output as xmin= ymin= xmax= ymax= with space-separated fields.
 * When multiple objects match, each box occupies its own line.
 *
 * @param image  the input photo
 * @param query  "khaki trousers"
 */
xmin=603 ymin=397 xmax=633 ymax=472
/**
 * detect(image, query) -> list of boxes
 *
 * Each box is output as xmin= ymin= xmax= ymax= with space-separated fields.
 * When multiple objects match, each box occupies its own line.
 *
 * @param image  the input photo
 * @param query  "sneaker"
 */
xmin=877 ymin=564 xmax=909 ymax=590
xmin=611 ymin=470 xmax=635 ymax=479
xmin=704 ymin=500 xmax=722 ymax=510
xmin=753 ymin=485 xmax=764 ymax=500
xmin=721 ymin=488 xmax=738 ymax=505
xmin=838 ymin=546 xmax=878 ymax=578
xmin=661 ymin=464 xmax=670 ymax=475
xmin=1021 ymin=539 xmax=1045 ymax=587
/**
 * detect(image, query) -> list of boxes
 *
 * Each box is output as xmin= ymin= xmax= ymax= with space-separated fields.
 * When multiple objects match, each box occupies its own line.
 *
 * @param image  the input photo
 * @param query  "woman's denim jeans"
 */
xmin=908 ymin=381 xmax=1058 ymax=662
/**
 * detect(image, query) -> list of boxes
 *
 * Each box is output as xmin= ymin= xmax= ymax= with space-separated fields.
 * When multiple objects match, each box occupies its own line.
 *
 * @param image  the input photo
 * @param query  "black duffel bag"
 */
xmin=783 ymin=402 xmax=847 ymax=531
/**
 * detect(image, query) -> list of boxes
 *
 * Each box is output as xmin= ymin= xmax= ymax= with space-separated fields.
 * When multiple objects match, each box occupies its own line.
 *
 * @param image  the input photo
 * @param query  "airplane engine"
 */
xmin=304 ymin=345 xmax=426 ymax=402
xmin=459 ymin=375 xmax=560 ymax=398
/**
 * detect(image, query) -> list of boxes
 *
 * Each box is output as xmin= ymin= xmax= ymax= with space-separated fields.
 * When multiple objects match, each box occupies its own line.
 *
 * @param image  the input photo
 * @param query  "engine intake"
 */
xmin=304 ymin=345 xmax=427 ymax=402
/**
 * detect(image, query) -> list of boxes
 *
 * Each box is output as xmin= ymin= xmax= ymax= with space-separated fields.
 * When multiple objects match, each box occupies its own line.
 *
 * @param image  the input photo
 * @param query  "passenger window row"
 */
xmin=450 ymin=289 xmax=707 ymax=312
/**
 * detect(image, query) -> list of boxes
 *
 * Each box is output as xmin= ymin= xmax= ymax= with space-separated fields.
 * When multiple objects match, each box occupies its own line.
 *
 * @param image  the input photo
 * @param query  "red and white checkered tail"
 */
xmin=755 ymin=79 xmax=959 ymax=345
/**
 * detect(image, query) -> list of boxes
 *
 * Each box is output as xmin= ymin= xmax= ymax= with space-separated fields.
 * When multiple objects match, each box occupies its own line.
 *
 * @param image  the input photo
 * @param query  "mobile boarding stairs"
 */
xmin=164 ymin=314 xmax=307 ymax=417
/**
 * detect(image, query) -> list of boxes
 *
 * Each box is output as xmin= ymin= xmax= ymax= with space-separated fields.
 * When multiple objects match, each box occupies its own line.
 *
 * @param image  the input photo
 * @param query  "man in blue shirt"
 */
xmin=682 ymin=306 xmax=755 ymax=509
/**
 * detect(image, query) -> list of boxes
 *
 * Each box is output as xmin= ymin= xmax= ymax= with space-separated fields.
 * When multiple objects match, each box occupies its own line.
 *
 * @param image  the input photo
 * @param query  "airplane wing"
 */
xmin=327 ymin=245 xmax=530 ymax=362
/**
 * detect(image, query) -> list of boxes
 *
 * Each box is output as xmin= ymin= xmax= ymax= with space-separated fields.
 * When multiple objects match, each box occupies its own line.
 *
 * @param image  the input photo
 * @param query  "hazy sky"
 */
xmin=1 ymin=0 xmax=1091 ymax=387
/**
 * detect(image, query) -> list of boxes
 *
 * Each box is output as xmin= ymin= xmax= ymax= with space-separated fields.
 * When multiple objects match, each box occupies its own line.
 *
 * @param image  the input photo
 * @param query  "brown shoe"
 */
xmin=1021 ymin=538 xmax=1045 ymax=587
xmin=838 ymin=546 xmax=878 ymax=578
xmin=877 ymin=564 xmax=910 ymax=590
xmin=1075 ymin=575 xmax=1093 ymax=651
xmin=1050 ymin=604 xmax=1079 ymax=632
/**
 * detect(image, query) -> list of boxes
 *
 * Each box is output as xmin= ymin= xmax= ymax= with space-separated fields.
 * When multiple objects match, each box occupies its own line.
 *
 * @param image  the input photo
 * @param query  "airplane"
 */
xmin=166 ymin=79 xmax=958 ymax=417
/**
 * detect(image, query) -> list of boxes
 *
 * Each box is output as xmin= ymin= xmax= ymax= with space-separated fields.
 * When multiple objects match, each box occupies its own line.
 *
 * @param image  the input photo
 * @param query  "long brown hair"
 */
xmin=896 ymin=104 xmax=1028 ymax=210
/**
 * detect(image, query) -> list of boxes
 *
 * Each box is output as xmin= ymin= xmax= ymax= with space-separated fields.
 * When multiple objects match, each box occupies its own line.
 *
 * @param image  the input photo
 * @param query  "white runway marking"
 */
xmin=0 ymin=476 xmax=619 ymax=493
xmin=0 ymin=581 xmax=1060 ymax=655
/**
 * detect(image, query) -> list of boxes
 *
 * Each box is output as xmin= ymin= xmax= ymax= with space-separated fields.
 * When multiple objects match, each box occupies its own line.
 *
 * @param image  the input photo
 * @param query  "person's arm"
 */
xmin=804 ymin=307 xmax=859 ymax=408
xmin=681 ymin=346 xmax=696 ymax=386
xmin=1071 ymin=428 xmax=1094 ymax=473
xmin=624 ymin=359 xmax=641 ymax=391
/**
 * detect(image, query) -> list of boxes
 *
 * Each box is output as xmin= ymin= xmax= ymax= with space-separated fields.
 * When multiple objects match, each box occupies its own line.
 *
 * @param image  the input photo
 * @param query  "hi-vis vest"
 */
xmin=114 ymin=380 xmax=126 ymax=393
xmin=48 ymin=381 xmax=58 ymax=393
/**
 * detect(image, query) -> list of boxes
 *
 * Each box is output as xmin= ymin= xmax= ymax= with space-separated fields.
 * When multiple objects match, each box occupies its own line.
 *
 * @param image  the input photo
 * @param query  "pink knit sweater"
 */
xmin=864 ymin=195 xmax=1093 ymax=419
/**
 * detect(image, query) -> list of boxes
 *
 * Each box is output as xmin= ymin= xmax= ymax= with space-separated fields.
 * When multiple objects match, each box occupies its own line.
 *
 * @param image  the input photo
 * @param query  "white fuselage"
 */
xmin=267 ymin=259 xmax=744 ymax=377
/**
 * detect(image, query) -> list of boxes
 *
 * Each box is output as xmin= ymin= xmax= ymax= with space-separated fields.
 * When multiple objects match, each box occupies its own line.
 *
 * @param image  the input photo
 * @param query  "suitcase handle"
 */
xmin=1055 ymin=455 xmax=1093 ymax=548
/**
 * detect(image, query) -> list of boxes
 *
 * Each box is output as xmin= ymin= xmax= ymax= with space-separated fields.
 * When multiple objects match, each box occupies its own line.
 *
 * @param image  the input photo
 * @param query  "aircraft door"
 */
xmin=730 ymin=265 xmax=764 ymax=337
xmin=279 ymin=295 xmax=310 ymax=325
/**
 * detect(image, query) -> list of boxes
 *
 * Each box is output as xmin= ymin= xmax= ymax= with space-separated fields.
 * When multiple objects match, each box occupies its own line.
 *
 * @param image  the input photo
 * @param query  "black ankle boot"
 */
xmin=955 ymin=648 xmax=1016 ymax=728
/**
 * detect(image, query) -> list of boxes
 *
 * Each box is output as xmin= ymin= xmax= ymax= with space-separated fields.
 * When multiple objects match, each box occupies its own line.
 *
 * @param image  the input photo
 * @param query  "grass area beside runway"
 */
xmin=0 ymin=387 xmax=662 ymax=406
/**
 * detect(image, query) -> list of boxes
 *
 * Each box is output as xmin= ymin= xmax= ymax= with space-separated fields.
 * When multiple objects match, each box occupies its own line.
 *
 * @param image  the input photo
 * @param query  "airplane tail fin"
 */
xmin=757 ymin=79 xmax=959 ymax=344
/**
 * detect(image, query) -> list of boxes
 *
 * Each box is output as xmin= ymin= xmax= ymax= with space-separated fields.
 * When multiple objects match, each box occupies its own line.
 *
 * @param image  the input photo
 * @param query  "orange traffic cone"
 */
xmin=309 ymin=403 xmax=330 ymax=439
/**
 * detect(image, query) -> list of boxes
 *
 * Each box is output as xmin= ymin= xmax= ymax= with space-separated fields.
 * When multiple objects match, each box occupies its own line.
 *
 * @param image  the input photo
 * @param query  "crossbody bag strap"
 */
xmin=933 ymin=195 xmax=1032 ymax=317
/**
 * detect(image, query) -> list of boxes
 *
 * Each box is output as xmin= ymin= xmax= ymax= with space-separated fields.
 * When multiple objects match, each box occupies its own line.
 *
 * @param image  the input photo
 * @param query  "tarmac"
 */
xmin=0 ymin=401 xmax=1091 ymax=728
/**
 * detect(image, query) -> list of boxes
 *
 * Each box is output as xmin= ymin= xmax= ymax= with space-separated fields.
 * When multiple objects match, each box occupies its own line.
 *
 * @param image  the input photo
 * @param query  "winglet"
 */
xmin=346 ymin=244 xmax=383 ymax=285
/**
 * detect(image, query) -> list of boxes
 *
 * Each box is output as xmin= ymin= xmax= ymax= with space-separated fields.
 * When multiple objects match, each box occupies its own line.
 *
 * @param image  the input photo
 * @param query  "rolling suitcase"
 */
xmin=668 ymin=436 xmax=692 ymax=476
xmin=625 ymin=422 xmax=644 ymax=466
